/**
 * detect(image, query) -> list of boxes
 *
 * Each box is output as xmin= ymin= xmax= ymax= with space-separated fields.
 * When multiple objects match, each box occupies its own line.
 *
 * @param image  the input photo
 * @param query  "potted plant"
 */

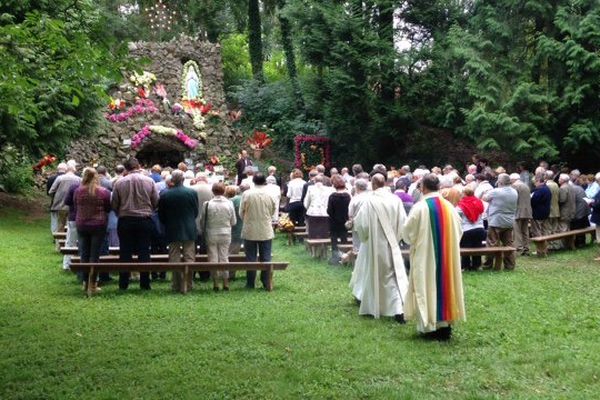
xmin=247 ymin=130 xmax=273 ymax=160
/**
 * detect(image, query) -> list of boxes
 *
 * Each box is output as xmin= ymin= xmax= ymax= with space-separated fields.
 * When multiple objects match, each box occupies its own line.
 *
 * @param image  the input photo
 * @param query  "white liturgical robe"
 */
xmin=350 ymin=188 xmax=409 ymax=318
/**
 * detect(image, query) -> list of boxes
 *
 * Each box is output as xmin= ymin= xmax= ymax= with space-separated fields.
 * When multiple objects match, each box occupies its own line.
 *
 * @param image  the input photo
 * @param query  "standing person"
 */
xmin=265 ymin=175 xmax=281 ymax=224
xmin=590 ymin=187 xmax=600 ymax=261
xmin=402 ymin=174 xmax=465 ymax=340
xmin=225 ymin=185 xmax=246 ymax=280
xmin=530 ymin=175 xmax=552 ymax=240
xmin=111 ymin=158 xmax=159 ymax=291
xmin=557 ymin=174 xmax=576 ymax=248
xmin=456 ymin=187 xmax=486 ymax=271
xmin=327 ymin=174 xmax=351 ymax=264
xmin=545 ymin=171 xmax=561 ymax=248
xmin=351 ymin=174 xmax=408 ymax=322
xmin=158 ymin=170 xmax=199 ymax=293
xmin=239 ymin=173 xmax=276 ymax=290
xmin=235 ymin=150 xmax=253 ymax=185
xmin=74 ymin=168 xmax=111 ymax=293
xmin=347 ymin=178 xmax=369 ymax=254
xmin=483 ymin=173 xmax=518 ymax=270
xmin=304 ymin=175 xmax=334 ymax=239
xmin=47 ymin=163 xmax=66 ymax=234
xmin=517 ymin=161 xmax=533 ymax=191
xmin=63 ymin=183 xmax=81 ymax=272
xmin=48 ymin=164 xmax=81 ymax=233
xmin=510 ymin=173 xmax=533 ymax=256
xmin=201 ymin=182 xmax=237 ymax=291
xmin=286 ymin=169 xmax=306 ymax=226
xmin=190 ymin=174 xmax=214 ymax=281
xmin=570 ymin=181 xmax=591 ymax=247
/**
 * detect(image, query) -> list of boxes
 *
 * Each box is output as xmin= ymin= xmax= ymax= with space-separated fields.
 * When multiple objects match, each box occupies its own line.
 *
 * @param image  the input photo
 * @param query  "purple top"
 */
xmin=395 ymin=190 xmax=414 ymax=204
xmin=74 ymin=186 xmax=111 ymax=231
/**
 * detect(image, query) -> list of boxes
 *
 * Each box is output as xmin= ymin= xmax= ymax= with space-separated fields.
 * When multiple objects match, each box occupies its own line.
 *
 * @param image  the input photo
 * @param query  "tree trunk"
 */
xmin=278 ymin=0 xmax=305 ymax=110
xmin=248 ymin=0 xmax=264 ymax=82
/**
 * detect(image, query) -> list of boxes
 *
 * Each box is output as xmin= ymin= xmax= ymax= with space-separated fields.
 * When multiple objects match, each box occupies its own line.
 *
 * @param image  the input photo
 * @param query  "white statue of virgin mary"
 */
xmin=186 ymin=68 xmax=199 ymax=100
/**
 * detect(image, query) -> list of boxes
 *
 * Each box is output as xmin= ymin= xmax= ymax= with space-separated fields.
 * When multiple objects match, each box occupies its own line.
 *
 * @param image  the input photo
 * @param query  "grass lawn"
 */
xmin=0 ymin=206 xmax=599 ymax=399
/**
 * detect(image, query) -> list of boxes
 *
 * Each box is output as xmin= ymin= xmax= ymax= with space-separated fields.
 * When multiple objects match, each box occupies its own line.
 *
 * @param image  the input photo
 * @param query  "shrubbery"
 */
xmin=0 ymin=146 xmax=34 ymax=194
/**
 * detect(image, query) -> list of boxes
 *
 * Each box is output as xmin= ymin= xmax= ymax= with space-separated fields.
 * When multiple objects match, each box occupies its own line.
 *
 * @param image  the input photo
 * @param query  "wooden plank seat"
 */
xmin=61 ymin=245 xmax=244 ymax=256
xmin=531 ymin=226 xmax=596 ymax=257
xmin=53 ymin=232 xmax=67 ymax=239
xmin=305 ymin=238 xmax=516 ymax=269
xmin=305 ymin=238 xmax=354 ymax=259
xmin=70 ymin=254 xmax=247 ymax=263
xmin=70 ymin=261 xmax=289 ymax=296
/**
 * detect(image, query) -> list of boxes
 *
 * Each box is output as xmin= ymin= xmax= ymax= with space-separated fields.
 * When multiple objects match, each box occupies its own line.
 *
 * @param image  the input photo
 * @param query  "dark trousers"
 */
xmin=287 ymin=201 xmax=305 ymax=226
xmin=195 ymin=233 xmax=210 ymax=281
xmin=78 ymin=227 xmax=107 ymax=283
xmin=460 ymin=228 xmax=486 ymax=270
xmin=117 ymin=216 xmax=153 ymax=289
xmin=570 ymin=217 xmax=590 ymax=247
xmin=330 ymin=228 xmax=348 ymax=252
xmin=244 ymin=239 xmax=272 ymax=288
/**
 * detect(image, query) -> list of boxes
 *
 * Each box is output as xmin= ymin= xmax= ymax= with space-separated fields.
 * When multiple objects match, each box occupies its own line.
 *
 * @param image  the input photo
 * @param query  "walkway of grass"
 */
xmin=0 ymin=207 xmax=599 ymax=399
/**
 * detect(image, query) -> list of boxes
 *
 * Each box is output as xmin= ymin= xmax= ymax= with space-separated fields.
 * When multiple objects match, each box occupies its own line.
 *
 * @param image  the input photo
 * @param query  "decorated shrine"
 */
xmin=294 ymin=135 xmax=332 ymax=171
xmin=67 ymin=36 xmax=242 ymax=168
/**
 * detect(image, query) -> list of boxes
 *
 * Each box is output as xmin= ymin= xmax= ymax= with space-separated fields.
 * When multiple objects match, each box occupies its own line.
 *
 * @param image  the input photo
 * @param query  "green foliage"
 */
xmin=0 ymin=2 xmax=126 ymax=158
xmin=232 ymin=80 xmax=323 ymax=152
xmin=0 ymin=145 xmax=34 ymax=194
xmin=221 ymin=33 xmax=253 ymax=88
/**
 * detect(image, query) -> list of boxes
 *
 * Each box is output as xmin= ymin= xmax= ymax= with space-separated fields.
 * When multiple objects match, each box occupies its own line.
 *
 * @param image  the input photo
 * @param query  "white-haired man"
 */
xmin=557 ymin=173 xmax=576 ymax=248
xmin=510 ymin=173 xmax=532 ymax=256
xmin=483 ymin=173 xmax=518 ymax=269
xmin=48 ymin=163 xmax=81 ymax=234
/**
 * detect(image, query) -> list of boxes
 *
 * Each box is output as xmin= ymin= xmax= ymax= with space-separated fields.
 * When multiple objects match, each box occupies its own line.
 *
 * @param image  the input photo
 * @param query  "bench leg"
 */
xmin=537 ymin=241 xmax=548 ymax=257
xmin=566 ymin=236 xmax=576 ymax=251
xmin=493 ymin=252 xmax=502 ymax=271
xmin=267 ymin=265 xmax=273 ymax=292
xmin=183 ymin=266 xmax=189 ymax=294
xmin=87 ymin=267 xmax=94 ymax=297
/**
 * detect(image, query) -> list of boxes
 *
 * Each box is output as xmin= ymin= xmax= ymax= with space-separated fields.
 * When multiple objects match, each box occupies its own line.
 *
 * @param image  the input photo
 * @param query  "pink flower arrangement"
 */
xmin=131 ymin=125 xmax=199 ymax=150
xmin=154 ymin=83 xmax=168 ymax=99
xmin=105 ymin=98 xmax=158 ymax=123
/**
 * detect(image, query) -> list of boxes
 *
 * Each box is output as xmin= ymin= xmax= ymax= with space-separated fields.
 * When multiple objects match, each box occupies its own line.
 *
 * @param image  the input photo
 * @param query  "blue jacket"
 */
xmin=591 ymin=191 xmax=600 ymax=225
xmin=531 ymin=184 xmax=551 ymax=220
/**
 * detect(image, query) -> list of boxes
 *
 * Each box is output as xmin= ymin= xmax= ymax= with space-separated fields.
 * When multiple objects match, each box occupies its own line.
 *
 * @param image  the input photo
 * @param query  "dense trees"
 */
xmin=1 ymin=0 xmax=599 ymax=178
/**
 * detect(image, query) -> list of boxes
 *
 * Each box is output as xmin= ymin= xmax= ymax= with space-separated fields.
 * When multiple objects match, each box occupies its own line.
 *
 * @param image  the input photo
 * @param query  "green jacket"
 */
xmin=158 ymin=185 xmax=199 ymax=243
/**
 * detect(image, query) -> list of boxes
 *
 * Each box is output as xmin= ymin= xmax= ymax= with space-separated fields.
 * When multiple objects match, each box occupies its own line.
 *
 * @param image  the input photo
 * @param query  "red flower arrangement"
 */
xmin=294 ymin=135 xmax=332 ymax=171
xmin=33 ymin=154 xmax=57 ymax=171
xmin=182 ymin=100 xmax=212 ymax=115
xmin=247 ymin=130 xmax=273 ymax=150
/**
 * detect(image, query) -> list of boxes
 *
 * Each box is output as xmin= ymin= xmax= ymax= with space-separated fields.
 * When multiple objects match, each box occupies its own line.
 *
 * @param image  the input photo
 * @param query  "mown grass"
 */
xmin=0 ymin=207 xmax=599 ymax=399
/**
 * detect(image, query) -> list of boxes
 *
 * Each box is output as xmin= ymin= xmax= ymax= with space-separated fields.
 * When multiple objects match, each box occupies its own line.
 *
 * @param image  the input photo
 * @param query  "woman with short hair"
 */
xmin=203 ymin=182 xmax=237 ymax=291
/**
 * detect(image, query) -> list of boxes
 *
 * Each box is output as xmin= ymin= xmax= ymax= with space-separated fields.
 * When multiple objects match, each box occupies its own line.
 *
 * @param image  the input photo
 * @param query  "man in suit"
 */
xmin=510 ymin=173 xmax=533 ymax=256
xmin=158 ymin=170 xmax=199 ymax=293
xmin=235 ymin=150 xmax=253 ymax=185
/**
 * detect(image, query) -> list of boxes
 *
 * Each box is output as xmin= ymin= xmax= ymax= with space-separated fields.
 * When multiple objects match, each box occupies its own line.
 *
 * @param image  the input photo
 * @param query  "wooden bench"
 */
xmin=531 ymin=226 xmax=596 ymax=257
xmin=70 ymin=254 xmax=248 ymax=263
xmin=61 ymin=245 xmax=244 ymax=256
xmin=306 ymin=239 xmax=516 ymax=269
xmin=70 ymin=261 xmax=289 ymax=296
xmin=304 ymin=238 xmax=354 ymax=259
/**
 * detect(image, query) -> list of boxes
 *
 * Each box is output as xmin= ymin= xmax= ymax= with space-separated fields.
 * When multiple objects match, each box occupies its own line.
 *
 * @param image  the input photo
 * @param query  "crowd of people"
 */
xmin=47 ymin=154 xmax=600 ymax=340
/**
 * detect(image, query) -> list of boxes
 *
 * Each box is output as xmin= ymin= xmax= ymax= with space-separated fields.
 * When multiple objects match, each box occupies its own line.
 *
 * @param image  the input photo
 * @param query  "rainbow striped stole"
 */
xmin=425 ymin=197 xmax=458 ymax=322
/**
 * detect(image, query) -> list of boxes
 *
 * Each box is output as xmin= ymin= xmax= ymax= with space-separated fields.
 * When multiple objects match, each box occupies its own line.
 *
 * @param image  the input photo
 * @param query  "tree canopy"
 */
xmin=1 ymin=0 xmax=599 ymax=173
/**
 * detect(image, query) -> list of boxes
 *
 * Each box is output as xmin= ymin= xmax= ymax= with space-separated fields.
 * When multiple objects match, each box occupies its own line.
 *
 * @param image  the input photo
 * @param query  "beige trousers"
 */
xmin=169 ymin=240 xmax=196 ymax=293
xmin=487 ymin=227 xmax=516 ymax=269
xmin=513 ymin=218 xmax=530 ymax=253
xmin=207 ymin=234 xmax=231 ymax=279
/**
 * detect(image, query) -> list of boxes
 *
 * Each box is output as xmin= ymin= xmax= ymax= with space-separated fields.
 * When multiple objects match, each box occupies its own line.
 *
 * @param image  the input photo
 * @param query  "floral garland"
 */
xmin=105 ymin=98 xmax=158 ymax=123
xmin=294 ymin=135 xmax=332 ymax=171
xmin=129 ymin=71 xmax=157 ymax=88
xmin=131 ymin=125 xmax=199 ymax=150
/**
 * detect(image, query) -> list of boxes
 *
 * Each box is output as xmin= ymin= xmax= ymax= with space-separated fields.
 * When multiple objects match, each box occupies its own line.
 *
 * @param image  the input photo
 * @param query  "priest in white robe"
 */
xmin=402 ymin=174 xmax=466 ymax=340
xmin=351 ymin=174 xmax=409 ymax=321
